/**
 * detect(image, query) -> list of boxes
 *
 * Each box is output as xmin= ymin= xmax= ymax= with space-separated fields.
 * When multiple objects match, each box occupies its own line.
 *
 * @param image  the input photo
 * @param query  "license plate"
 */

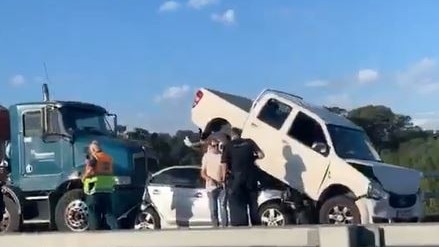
xmin=396 ymin=209 xmax=412 ymax=218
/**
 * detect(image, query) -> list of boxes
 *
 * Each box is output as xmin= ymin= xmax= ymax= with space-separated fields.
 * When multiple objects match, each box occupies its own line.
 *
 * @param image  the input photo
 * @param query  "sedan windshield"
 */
xmin=61 ymin=107 xmax=111 ymax=135
xmin=327 ymin=124 xmax=381 ymax=162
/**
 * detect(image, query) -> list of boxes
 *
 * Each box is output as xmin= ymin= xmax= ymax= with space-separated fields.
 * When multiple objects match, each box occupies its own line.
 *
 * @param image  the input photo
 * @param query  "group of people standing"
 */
xmin=197 ymin=127 xmax=265 ymax=227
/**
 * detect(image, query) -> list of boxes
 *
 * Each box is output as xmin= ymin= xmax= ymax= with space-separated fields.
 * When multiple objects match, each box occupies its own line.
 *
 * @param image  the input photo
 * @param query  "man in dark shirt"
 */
xmin=221 ymin=127 xmax=264 ymax=226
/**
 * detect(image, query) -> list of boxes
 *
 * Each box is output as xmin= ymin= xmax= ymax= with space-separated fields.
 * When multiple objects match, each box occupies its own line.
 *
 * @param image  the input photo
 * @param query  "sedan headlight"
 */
xmin=367 ymin=181 xmax=388 ymax=200
xmin=114 ymin=176 xmax=131 ymax=185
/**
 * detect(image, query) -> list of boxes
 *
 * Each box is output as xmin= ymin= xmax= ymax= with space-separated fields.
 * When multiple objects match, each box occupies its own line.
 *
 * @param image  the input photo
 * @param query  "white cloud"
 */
xmin=412 ymin=117 xmax=439 ymax=130
xmin=409 ymin=111 xmax=439 ymax=130
xmin=9 ymin=74 xmax=26 ymax=87
xmin=305 ymin=79 xmax=330 ymax=87
xmin=395 ymin=57 xmax=439 ymax=94
xmin=357 ymin=69 xmax=379 ymax=84
xmin=154 ymin=85 xmax=191 ymax=102
xmin=417 ymin=82 xmax=439 ymax=94
xmin=187 ymin=0 xmax=219 ymax=9
xmin=158 ymin=1 xmax=181 ymax=12
xmin=397 ymin=57 xmax=436 ymax=86
xmin=211 ymin=9 xmax=235 ymax=25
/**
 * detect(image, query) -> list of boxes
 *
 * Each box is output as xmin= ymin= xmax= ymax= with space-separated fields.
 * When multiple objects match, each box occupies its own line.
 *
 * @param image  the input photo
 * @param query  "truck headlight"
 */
xmin=114 ymin=176 xmax=131 ymax=185
xmin=367 ymin=181 xmax=388 ymax=200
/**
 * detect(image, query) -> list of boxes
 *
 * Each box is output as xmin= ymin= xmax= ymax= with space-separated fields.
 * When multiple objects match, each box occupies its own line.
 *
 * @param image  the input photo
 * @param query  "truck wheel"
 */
xmin=258 ymin=202 xmax=291 ymax=227
xmin=55 ymin=189 xmax=88 ymax=232
xmin=319 ymin=195 xmax=361 ymax=225
xmin=1 ymin=196 xmax=20 ymax=232
xmin=133 ymin=207 xmax=161 ymax=230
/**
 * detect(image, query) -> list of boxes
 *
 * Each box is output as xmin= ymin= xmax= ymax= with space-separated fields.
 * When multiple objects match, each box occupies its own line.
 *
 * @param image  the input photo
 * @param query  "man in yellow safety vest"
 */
xmin=82 ymin=140 xmax=118 ymax=230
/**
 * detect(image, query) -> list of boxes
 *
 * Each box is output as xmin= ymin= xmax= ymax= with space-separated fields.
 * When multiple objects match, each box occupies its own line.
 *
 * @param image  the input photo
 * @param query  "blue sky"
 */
xmin=1 ymin=0 xmax=439 ymax=133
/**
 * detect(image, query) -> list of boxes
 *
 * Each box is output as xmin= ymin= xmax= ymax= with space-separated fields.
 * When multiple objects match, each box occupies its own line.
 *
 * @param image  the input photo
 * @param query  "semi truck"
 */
xmin=190 ymin=87 xmax=424 ymax=225
xmin=0 ymin=84 xmax=157 ymax=232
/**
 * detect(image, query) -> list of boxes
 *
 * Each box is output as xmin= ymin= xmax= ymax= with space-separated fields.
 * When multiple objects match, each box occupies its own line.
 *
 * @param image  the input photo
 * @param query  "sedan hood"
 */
xmin=346 ymin=159 xmax=422 ymax=195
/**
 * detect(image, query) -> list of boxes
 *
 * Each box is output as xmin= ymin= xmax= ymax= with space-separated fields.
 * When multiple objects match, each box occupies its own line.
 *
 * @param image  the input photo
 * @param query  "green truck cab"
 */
xmin=0 ymin=84 xmax=156 ymax=232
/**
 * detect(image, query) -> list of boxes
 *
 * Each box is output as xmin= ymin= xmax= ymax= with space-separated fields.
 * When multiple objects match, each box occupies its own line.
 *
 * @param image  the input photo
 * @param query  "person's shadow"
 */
xmin=282 ymin=144 xmax=306 ymax=193
xmin=282 ymin=144 xmax=317 ymax=224
xmin=171 ymin=185 xmax=194 ymax=228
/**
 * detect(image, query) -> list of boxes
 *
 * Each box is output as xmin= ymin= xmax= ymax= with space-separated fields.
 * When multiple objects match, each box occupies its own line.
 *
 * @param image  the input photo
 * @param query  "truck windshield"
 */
xmin=61 ymin=107 xmax=111 ymax=135
xmin=327 ymin=124 xmax=381 ymax=162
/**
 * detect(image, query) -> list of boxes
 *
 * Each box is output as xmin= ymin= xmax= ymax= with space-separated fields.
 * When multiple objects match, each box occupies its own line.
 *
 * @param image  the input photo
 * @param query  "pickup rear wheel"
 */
xmin=1 ymin=196 xmax=20 ymax=232
xmin=55 ymin=189 xmax=88 ymax=232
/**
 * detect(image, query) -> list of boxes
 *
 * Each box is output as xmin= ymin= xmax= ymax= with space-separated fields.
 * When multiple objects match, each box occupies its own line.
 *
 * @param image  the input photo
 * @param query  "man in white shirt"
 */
xmin=201 ymin=138 xmax=228 ymax=227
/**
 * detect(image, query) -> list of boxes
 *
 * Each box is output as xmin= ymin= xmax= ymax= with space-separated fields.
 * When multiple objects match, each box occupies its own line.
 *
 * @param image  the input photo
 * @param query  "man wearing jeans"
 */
xmin=201 ymin=138 xmax=228 ymax=227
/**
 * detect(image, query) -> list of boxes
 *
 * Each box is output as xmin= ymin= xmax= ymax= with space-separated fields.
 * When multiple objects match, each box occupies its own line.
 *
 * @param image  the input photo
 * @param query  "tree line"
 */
xmin=120 ymin=104 xmax=439 ymax=214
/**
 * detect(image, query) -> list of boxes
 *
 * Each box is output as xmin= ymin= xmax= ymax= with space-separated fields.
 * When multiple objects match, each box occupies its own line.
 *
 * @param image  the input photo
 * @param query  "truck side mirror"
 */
xmin=311 ymin=142 xmax=329 ymax=155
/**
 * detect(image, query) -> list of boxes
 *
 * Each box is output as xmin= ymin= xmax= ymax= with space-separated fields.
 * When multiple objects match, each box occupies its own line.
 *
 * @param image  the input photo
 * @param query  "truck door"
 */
xmin=19 ymin=109 xmax=64 ymax=191
xmin=282 ymin=110 xmax=331 ymax=200
xmin=242 ymin=96 xmax=293 ymax=186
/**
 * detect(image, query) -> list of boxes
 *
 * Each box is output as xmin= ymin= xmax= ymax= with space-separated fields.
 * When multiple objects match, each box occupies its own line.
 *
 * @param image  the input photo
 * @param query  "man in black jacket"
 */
xmin=221 ymin=127 xmax=264 ymax=226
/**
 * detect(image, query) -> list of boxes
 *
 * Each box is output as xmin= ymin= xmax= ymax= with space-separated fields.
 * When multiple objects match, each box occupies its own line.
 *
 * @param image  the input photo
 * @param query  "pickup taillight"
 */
xmin=192 ymin=90 xmax=204 ymax=108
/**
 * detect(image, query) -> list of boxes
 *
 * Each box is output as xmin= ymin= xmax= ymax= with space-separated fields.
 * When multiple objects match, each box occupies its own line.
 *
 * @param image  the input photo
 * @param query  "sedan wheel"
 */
xmin=134 ymin=207 xmax=160 ymax=230
xmin=259 ymin=202 xmax=290 ymax=227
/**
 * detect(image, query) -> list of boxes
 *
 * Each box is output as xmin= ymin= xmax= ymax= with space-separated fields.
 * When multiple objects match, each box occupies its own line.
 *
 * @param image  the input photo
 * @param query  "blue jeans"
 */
xmin=207 ymin=186 xmax=228 ymax=227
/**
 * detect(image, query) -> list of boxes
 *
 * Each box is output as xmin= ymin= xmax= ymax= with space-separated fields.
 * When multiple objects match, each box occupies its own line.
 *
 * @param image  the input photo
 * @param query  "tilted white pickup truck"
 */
xmin=190 ymin=87 xmax=424 ymax=225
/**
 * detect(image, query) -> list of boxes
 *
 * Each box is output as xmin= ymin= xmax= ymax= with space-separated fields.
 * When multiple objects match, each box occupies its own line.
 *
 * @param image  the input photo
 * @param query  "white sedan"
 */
xmin=134 ymin=165 xmax=294 ymax=230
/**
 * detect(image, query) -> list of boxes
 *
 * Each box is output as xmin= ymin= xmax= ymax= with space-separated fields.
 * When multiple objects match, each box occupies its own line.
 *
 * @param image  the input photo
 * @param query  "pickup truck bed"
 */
xmin=191 ymin=88 xmax=254 ymax=136
xmin=205 ymin=88 xmax=253 ymax=113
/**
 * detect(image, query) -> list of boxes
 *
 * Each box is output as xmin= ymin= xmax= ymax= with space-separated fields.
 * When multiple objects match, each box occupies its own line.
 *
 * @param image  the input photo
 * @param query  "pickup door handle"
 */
xmin=193 ymin=192 xmax=203 ymax=198
xmin=152 ymin=189 xmax=160 ymax=195
xmin=250 ymin=122 xmax=258 ymax=127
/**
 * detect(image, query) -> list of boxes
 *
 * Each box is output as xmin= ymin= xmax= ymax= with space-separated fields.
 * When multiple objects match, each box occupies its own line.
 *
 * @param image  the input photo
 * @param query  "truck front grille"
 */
xmin=389 ymin=192 xmax=417 ymax=208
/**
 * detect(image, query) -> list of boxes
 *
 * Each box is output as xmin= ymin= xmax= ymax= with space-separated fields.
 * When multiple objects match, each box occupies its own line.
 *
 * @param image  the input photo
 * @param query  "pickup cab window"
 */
xmin=257 ymin=98 xmax=292 ymax=129
xmin=288 ymin=111 xmax=327 ymax=150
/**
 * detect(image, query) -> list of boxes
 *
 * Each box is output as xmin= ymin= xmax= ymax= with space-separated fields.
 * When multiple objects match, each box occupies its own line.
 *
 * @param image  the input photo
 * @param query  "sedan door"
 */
xmin=148 ymin=170 xmax=177 ymax=225
xmin=168 ymin=167 xmax=211 ymax=227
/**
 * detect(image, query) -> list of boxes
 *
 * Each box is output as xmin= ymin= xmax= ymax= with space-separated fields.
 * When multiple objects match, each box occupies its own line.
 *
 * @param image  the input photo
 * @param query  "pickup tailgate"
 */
xmin=191 ymin=88 xmax=253 ymax=131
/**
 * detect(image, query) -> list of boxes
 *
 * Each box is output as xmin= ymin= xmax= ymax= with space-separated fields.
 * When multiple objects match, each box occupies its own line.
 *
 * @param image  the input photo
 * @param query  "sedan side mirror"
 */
xmin=311 ymin=142 xmax=329 ymax=155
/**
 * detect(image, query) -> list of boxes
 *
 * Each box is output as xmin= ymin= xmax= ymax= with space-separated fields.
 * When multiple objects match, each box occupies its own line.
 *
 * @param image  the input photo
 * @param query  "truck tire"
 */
xmin=55 ymin=189 xmax=88 ymax=232
xmin=1 ymin=196 xmax=20 ymax=232
xmin=319 ymin=195 xmax=361 ymax=225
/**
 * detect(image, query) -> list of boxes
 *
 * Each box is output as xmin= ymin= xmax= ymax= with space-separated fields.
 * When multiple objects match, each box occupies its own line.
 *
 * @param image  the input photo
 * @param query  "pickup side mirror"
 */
xmin=311 ymin=142 xmax=329 ymax=155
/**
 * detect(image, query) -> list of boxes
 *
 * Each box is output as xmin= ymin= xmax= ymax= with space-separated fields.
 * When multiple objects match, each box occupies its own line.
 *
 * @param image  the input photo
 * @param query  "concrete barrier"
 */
xmin=1 ymin=223 xmax=439 ymax=247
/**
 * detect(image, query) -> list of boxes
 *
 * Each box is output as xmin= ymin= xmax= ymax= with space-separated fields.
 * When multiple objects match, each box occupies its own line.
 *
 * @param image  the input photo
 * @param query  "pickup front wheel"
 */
xmin=319 ymin=195 xmax=361 ymax=225
xmin=55 ymin=189 xmax=89 ymax=232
